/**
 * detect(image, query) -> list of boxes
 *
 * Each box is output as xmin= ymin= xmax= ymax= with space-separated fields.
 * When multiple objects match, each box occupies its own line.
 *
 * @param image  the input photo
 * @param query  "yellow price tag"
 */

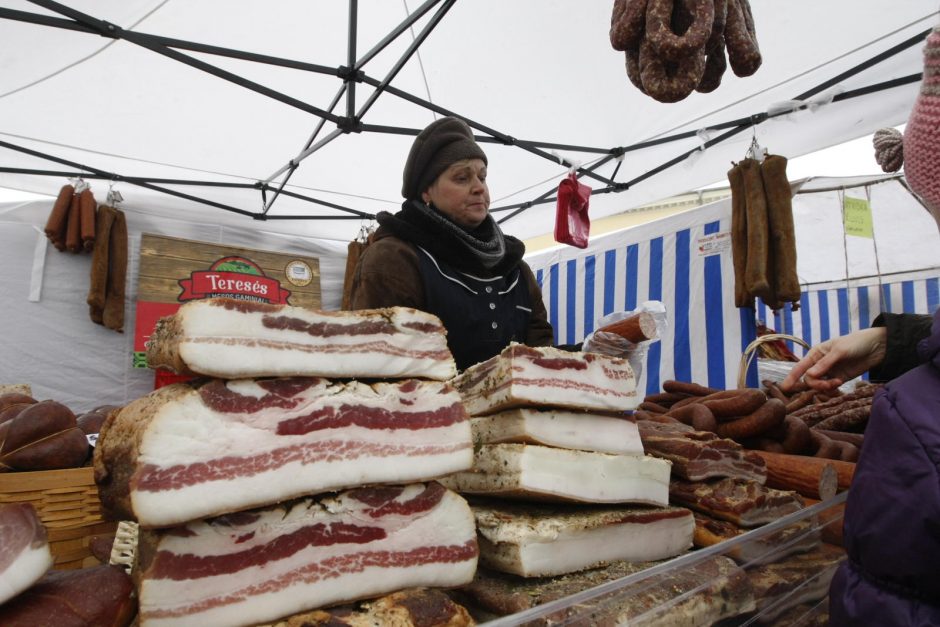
xmin=843 ymin=196 xmax=873 ymax=239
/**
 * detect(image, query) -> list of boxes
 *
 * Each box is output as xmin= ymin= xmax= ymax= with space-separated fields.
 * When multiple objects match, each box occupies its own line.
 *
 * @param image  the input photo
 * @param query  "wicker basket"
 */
xmin=0 ymin=466 xmax=117 ymax=570
xmin=738 ymin=333 xmax=810 ymax=389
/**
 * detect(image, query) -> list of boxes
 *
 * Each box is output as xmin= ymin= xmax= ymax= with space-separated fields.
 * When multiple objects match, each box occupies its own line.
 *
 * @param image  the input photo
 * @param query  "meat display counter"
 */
xmin=474 ymin=493 xmax=847 ymax=626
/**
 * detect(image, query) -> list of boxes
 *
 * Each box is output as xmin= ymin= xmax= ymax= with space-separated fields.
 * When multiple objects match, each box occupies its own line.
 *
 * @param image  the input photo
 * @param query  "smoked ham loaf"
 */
xmin=146 ymin=298 xmax=457 ymax=381
xmin=0 ymin=503 xmax=52 ymax=606
xmin=94 ymin=377 xmax=472 ymax=527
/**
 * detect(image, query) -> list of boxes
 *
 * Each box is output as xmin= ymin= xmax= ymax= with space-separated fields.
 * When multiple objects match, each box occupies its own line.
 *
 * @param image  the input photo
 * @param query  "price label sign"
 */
xmin=843 ymin=196 xmax=874 ymax=239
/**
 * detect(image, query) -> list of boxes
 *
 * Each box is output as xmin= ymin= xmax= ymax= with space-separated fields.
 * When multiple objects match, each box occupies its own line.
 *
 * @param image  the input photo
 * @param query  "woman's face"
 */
xmin=422 ymin=158 xmax=489 ymax=229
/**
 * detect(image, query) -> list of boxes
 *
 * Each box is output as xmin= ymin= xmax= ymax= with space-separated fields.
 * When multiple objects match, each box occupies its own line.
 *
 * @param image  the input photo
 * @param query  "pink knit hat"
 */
xmin=874 ymin=26 xmax=940 ymax=218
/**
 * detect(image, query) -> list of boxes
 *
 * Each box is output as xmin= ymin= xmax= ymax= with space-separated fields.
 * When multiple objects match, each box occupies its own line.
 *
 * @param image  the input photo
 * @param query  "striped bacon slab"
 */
xmin=451 ymin=343 xmax=639 ymax=416
xmin=146 ymin=298 xmax=456 ymax=380
xmin=94 ymin=377 xmax=473 ymax=528
xmin=136 ymin=483 xmax=478 ymax=627
xmin=0 ymin=503 xmax=52 ymax=605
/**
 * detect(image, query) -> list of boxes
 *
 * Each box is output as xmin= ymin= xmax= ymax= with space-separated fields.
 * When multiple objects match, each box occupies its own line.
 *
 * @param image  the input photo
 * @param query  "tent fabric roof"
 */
xmin=1 ymin=1 xmax=937 ymax=243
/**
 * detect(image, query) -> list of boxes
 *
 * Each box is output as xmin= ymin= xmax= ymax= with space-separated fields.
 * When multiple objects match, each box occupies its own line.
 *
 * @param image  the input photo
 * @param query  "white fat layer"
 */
xmin=472 ymin=409 xmax=643 ymax=455
xmin=138 ymin=380 xmax=466 ymax=465
xmin=484 ymin=514 xmax=693 ymax=577
xmin=179 ymin=340 xmax=456 ymax=380
xmin=132 ymin=445 xmax=473 ymax=527
xmin=181 ymin=302 xmax=441 ymax=340
xmin=177 ymin=304 xmax=455 ymax=379
xmin=0 ymin=543 xmax=53 ymax=604
xmin=447 ymin=444 xmax=670 ymax=505
xmin=456 ymin=348 xmax=638 ymax=416
xmin=139 ymin=491 xmax=476 ymax=624
xmin=141 ymin=559 xmax=477 ymax=627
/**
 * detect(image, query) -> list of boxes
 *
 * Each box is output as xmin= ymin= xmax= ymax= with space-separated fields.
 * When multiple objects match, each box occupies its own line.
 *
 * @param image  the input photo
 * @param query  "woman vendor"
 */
xmin=348 ymin=116 xmax=555 ymax=371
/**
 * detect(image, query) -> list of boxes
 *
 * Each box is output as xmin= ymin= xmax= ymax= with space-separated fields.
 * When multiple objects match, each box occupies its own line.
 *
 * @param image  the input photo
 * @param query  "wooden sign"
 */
xmin=133 ymin=233 xmax=321 ymax=371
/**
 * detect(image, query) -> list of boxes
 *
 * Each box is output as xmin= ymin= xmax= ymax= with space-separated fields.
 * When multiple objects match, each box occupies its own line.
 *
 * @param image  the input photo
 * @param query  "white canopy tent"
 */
xmin=2 ymin=1 xmax=940 ymax=410
xmin=0 ymin=1 xmax=937 ymax=243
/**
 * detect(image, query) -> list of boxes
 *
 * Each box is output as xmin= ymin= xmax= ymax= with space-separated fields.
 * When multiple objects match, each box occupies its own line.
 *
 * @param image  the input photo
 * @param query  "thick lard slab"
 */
xmin=472 ymin=500 xmax=693 ymax=577
xmin=146 ymin=298 xmax=456 ymax=380
xmin=440 ymin=443 xmax=669 ymax=506
xmin=94 ymin=377 xmax=472 ymax=527
xmin=451 ymin=343 xmax=638 ymax=416
xmin=472 ymin=407 xmax=643 ymax=455
xmin=136 ymin=483 xmax=478 ymax=627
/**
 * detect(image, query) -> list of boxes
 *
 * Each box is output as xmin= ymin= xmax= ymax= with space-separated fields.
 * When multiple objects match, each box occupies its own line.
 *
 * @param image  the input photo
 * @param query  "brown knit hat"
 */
xmin=401 ymin=117 xmax=487 ymax=199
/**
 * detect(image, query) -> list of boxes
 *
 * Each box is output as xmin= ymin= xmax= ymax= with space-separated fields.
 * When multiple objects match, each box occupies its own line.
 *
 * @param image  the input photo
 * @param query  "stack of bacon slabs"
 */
xmin=442 ymin=343 xmax=689 ymax=578
xmin=95 ymin=298 xmax=478 ymax=627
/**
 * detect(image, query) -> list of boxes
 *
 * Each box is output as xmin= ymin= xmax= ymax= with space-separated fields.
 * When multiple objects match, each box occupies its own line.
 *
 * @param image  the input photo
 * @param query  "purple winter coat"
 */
xmin=829 ymin=308 xmax=940 ymax=625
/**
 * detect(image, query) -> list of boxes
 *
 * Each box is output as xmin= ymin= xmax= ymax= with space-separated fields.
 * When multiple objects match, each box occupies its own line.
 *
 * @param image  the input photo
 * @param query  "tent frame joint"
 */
xmin=336 ymin=65 xmax=365 ymax=82
xmin=337 ymin=116 xmax=364 ymax=134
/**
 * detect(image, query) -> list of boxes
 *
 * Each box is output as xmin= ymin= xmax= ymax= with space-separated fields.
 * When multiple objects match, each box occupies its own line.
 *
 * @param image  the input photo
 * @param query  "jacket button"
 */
xmin=485 ymin=286 xmax=493 ymax=293
xmin=489 ymin=303 xmax=496 ymax=310
xmin=491 ymin=321 xmax=498 ymax=329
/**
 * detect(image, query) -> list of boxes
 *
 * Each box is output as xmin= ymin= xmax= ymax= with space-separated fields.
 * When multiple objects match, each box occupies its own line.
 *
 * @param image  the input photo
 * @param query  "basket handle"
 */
xmin=738 ymin=333 xmax=810 ymax=389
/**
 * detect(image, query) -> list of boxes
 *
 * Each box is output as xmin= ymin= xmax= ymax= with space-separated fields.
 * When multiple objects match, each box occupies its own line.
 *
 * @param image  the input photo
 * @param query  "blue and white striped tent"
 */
xmin=525 ymin=175 xmax=940 ymax=396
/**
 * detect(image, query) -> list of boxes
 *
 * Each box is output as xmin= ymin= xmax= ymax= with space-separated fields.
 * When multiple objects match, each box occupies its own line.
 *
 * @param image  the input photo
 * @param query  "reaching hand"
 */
xmin=780 ymin=327 xmax=888 ymax=392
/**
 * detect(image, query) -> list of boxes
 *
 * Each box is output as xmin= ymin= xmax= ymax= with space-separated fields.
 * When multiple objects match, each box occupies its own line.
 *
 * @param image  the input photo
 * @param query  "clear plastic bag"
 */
xmin=582 ymin=301 xmax=668 ymax=379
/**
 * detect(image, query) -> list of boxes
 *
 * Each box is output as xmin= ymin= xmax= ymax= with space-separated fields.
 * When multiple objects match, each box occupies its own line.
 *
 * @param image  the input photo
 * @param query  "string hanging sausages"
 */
xmin=609 ymin=0 xmax=760 ymax=102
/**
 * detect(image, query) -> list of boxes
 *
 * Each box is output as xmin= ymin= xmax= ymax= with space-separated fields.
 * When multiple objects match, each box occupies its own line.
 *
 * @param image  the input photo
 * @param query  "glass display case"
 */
xmin=476 ymin=493 xmax=847 ymax=626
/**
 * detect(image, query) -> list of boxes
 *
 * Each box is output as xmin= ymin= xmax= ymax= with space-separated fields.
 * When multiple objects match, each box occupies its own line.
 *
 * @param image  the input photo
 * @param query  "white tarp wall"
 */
xmin=527 ymin=199 xmax=747 ymax=397
xmin=0 ymin=199 xmax=348 ymax=412
xmin=526 ymin=175 xmax=940 ymax=395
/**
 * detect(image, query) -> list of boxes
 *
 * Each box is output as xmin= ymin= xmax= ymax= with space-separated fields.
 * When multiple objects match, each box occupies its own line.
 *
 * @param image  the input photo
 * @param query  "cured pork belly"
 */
xmin=452 ymin=344 xmax=639 ymax=416
xmin=746 ymin=544 xmax=844 ymax=624
xmin=440 ymin=443 xmax=670 ymax=506
xmin=692 ymin=512 xmax=821 ymax=565
xmin=259 ymin=588 xmax=473 ymax=627
xmin=471 ymin=407 xmax=644 ymax=455
xmin=95 ymin=377 xmax=472 ymax=528
xmin=460 ymin=555 xmax=756 ymax=626
xmin=136 ymin=483 xmax=478 ymax=627
xmin=0 ymin=503 xmax=52 ymax=605
xmin=146 ymin=299 xmax=456 ymax=380
xmin=637 ymin=421 xmax=767 ymax=483
xmin=471 ymin=500 xmax=693 ymax=577
xmin=669 ymin=477 xmax=804 ymax=527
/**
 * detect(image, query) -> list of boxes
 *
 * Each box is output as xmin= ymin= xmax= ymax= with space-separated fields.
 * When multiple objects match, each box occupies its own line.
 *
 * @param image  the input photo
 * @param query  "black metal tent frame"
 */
xmin=0 ymin=0 xmax=929 ymax=228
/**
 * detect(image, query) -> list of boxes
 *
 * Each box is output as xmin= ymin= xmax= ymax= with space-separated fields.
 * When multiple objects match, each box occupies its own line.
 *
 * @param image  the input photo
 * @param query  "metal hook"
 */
xmin=107 ymin=178 xmax=123 ymax=205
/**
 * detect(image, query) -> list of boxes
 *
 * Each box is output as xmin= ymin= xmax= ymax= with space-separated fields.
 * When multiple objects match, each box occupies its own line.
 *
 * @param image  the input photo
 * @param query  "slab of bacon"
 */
xmin=135 ymin=483 xmax=478 ymax=627
xmin=440 ymin=443 xmax=670 ymax=506
xmin=146 ymin=298 xmax=456 ymax=381
xmin=669 ymin=477 xmax=804 ymax=528
xmin=0 ymin=503 xmax=52 ymax=606
xmin=637 ymin=420 xmax=767 ymax=483
xmin=258 ymin=587 xmax=473 ymax=627
xmin=471 ymin=500 xmax=693 ymax=577
xmin=461 ymin=554 xmax=756 ymax=625
xmin=471 ymin=407 xmax=644 ymax=455
xmin=94 ymin=377 xmax=472 ymax=528
xmin=746 ymin=544 xmax=844 ymax=624
xmin=692 ymin=512 xmax=821 ymax=565
xmin=451 ymin=343 xmax=639 ymax=416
